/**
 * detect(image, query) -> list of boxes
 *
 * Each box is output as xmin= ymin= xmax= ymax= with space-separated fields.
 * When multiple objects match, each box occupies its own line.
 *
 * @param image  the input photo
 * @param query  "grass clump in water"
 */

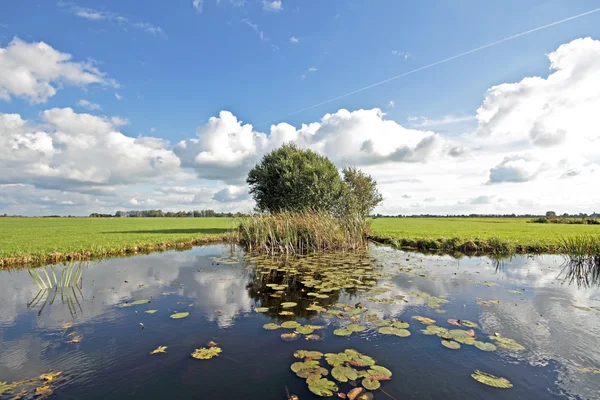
xmin=236 ymin=211 xmax=370 ymax=255
xmin=559 ymin=235 xmax=600 ymax=286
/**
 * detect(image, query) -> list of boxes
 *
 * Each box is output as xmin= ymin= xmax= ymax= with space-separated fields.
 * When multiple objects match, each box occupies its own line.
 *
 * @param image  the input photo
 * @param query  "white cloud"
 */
xmin=488 ymin=155 xmax=542 ymax=184
xmin=193 ymin=0 xmax=204 ymax=13
xmin=0 ymin=38 xmax=115 ymax=103
xmin=213 ymin=186 xmax=249 ymax=203
xmin=290 ymin=36 xmax=299 ymax=44
xmin=114 ymin=92 xmax=122 ymax=100
xmin=262 ymin=0 xmax=282 ymax=12
xmin=61 ymin=3 xmax=164 ymax=36
xmin=77 ymin=99 xmax=102 ymax=111
xmin=388 ymin=100 xmax=395 ymax=108
xmin=241 ymin=19 xmax=265 ymax=41
xmin=408 ymin=115 xmax=476 ymax=128
xmin=301 ymin=67 xmax=318 ymax=79
xmin=391 ymin=50 xmax=411 ymax=60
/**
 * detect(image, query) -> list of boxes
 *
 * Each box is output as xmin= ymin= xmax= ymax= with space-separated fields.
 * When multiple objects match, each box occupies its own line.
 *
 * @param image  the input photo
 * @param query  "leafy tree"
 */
xmin=247 ymin=144 xmax=343 ymax=213
xmin=336 ymin=166 xmax=383 ymax=218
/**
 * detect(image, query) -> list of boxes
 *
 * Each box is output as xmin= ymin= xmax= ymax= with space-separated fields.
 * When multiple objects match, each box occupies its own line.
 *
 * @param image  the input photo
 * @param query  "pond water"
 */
xmin=1 ymin=244 xmax=599 ymax=399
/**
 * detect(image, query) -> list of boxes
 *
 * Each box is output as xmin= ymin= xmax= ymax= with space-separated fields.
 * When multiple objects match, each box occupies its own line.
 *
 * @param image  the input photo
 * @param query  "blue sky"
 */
xmin=1 ymin=0 xmax=600 ymax=215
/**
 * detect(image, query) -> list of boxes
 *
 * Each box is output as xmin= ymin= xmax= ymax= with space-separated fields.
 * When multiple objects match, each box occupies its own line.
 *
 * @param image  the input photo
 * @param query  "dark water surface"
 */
xmin=1 ymin=245 xmax=599 ymax=399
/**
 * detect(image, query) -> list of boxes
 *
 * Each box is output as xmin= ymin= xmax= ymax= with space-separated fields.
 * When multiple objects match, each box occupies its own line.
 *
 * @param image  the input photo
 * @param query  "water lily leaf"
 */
xmin=39 ymin=371 xmax=62 ymax=382
xmin=441 ymin=340 xmax=461 ymax=349
xmin=412 ymin=316 xmax=436 ymax=325
xmin=263 ymin=323 xmax=281 ymax=330
xmin=281 ymin=302 xmax=298 ymax=308
xmin=279 ymin=311 xmax=295 ymax=316
xmin=507 ymin=290 xmax=522 ymax=294
xmin=150 ymin=346 xmax=167 ymax=354
xmin=118 ymin=299 xmax=150 ymax=308
xmin=489 ymin=335 xmax=525 ymax=351
xmin=361 ymin=378 xmax=380 ymax=390
xmin=170 ymin=312 xmax=189 ymax=319
xmin=145 ymin=310 xmax=158 ymax=314
xmin=281 ymin=332 xmax=301 ymax=341
xmin=332 ymin=366 xmax=358 ymax=382
xmin=474 ymin=341 xmax=497 ymax=352
xmin=325 ymin=353 xmax=349 ymax=366
xmin=391 ymin=321 xmax=409 ymax=329
xmin=420 ymin=325 xmax=449 ymax=336
xmin=367 ymin=366 xmax=392 ymax=377
xmin=296 ymin=326 xmax=314 ymax=335
xmin=305 ymin=334 xmax=321 ymax=341
xmin=471 ymin=370 xmax=513 ymax=388
xmin=461 ymin=320 xmax=479 ymax=329
xmin=282 ymin=321 xmax=301 ymax=329
xmin=306 ymin=325 xmax=325 ymax=330
xmin=345 ymin=349 xmax=375 ymax=367
xmin=291 ymin=360 xmax=320 ymax=373
xmin=347 ymin=387 xmax=365 ymax=400
xmin=378 ymin=327 xmax=410 ymax=337
xmin=191 ymin=346 xmax=222 ymax=360
xmin=347 ymin=324 xmax=366 ymax=332
xmin=308 ymin=378 xmax=338 ymax=397
xmin=306 ymin=304 xmax=327 ymax=312
xmin=447 ymin=318 xmax=461 ymax=326
xmin=334 ymin=328 xmax=352 ymax=337
xmin=316 ymin=294 xmax=330 ymax=299
xmin=294 ymin=350 xmax=323 ymax=360
xmin=254 ymin=307 xmax=269 ymax=313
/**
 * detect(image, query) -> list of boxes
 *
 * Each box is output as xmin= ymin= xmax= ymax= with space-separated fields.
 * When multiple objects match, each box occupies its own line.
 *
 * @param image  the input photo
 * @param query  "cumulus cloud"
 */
xmin=0 ymin=38 xmax=115 ymax=103
xmin=193 ymin=0 xmax=204 ymax=12
xmin=488 ymin=155 xmax=542 ymax=184
xmin=290 ymin=36 xmax=299 ymax=44
xmin=77 ymin=99 xmax=101 ymax=111
xmin=0 ymin=108 xmax=180 ymax=193
xmin=262 ymin=0 xmax=282 ymax=12
xmin=174 ymin=108 xmax=447 ymax=184
xmin=213 ymin=186 xmax=249 ymax=203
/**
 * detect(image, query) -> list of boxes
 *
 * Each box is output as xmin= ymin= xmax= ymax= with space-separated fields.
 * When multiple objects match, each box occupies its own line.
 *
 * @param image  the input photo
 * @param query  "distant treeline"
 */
xmin=89 ymin=210 xmax=249 ymax=218
xmin=530 ymin=217 xmax=600 ymax=225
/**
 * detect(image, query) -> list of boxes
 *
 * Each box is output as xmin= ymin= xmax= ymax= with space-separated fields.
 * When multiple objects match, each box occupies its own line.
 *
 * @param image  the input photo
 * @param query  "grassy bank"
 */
xmin=2 ymin=217 xmax=600 ymax=266
xmin=0 ymin=217 xmax=233 ymax=267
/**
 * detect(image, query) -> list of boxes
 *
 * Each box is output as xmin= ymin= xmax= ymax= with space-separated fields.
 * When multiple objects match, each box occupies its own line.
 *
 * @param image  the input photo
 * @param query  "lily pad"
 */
xmin=367 ymin=365 xmax=392 ymax=377
xmin=118 ymin=299 xmax=150 ymax=308
xmin=362 ymin=378 xmax=380 ymax=390
xmin=471 ymin=370 xmax=513 ymax=388
xmin=279 ymin=311 xmax=295 ymax=316
xmin=170 ymin=312 xmax=189 ymax=319
xmin=150 ymin=346 xmax=167 ymax=354
xmin=412 ymin=316 xmax=436 ymax=325
xmin=263 ymin=323 xmax=281 ymax=330
xmin=191 ymin=346 xmax=222 ymax=360
xmin=294 ymin=350 xmax=323 ymax=360
xmin=306 ymin=304 xmax=327 ymax=312
xmin=291 ymin=360 xmax=321 ymax=373
xmin=378 ymin=327 xmax=410 ymax=337
xmin=254 ymin=307 xmax=269 ymax=313
xmin=391 ymin=321 xmax=409 ymax=329
xmin=334 ymin=328 xmax=352 ymax=337
xmin=489 ymin=335 xmax=525 ymax=351
xmin=39 ymin=371 xmax=62 ymax=382
xmin=325 ymin=353 xmax=349 ymax=366
xmin=282 ymin=321 xmax=301 ymax=329
xmin=281 ymin=302 xmax=298 ymax=308
xmin=345 ymin=349 xmax=375 ymax=366
xmin=441 ymin=340 xmax=461 ymax=349
xmin=474 ymin=341 xmax=497 ymax=352
xmin=281 ymin=332 xmax=301 ymax=341
xmin=507 ymin=289 xmax=523 ymax=294
xmin=461 ymin=320 xmax=479 ymax=329
xmin=296 ymin=326 xmax=314 ymax=335
xmin=347 ymin=324 xmax=367 ymax=332
xmin=145 ymin=310 xmax=158 ymax=314
xmin=308 ymin=378 xmax=338 ymax=397
xmin=420 ymin=325 xmax=449 ymax=336
xmin=332 ymin=366 xmax=359 ymax=382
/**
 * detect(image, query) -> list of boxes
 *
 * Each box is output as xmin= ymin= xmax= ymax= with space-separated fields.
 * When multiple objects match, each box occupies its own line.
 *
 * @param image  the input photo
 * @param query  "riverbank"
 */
xmin=2 ymin=217 xmax=599 ymax=267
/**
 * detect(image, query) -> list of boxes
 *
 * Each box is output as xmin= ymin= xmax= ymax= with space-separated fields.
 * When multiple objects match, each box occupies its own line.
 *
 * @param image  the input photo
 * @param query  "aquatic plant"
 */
xmin=559 ymin=235 xmax=600 ymax=287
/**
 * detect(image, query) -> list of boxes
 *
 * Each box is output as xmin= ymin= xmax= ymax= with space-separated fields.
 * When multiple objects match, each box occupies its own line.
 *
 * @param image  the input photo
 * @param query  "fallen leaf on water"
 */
xmin=465 ymin=329 xmax=476 ymax=337
xmin=447 ymin=319 xmax=461 ymax=326
xmin=471 ymin=370 xmax=513 ymax=388
xmin=305 ymin=334 xmax=321 ymax=341
xmin=170 ymin=312 xmax=189 ymax=319
xmin=61 ymin=323 xmax=73 ymax=330
xmin=191 ymin=347 xmax=222 ymax=360
xmin=347 ymin=387 xmax=365 ymax=400
xmin=39 ymin=371 xmax=61 ymax=382
xmin=412 ymin=316 xmax=436 ymax=325
xmin=150 ymin=346 xmax=167 ymax=355
xmin=207 ymin=341 xmax=217 ymax=347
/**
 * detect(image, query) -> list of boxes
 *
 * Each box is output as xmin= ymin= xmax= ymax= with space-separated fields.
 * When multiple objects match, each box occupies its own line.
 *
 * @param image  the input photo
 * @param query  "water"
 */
xmin=1 ymin=245 xmax=599 ymax=399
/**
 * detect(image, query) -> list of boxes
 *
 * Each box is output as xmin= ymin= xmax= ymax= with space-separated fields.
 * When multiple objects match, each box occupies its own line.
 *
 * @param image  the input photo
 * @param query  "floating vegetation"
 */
xmin=489 ymin=335 xmax=525 ymax=351
xmin=577 ymin=367 xmax=600 ymax=374
xmin=145 ymin=309 xmax=158 ymax=314
xmin=461 ymin=320 xmax=479 ymax=329
xmin=150 ymin=346 xmax=167 ymax=355
xmin=263 ymin=323 xmax=281 ymax=330
xmin=296 ymin=326 xmax=314 ymax=335
xmin=474 ymin=341 xmax=497 ymax=352
xmin=291 ymin=349 xmax=389 ymax=397
xmin=170 ymin=312 xmax=189 ymax=319
xmin=508 ymin=289 xmax=523 ymax=294
xmin=118 ymin=299 xmax=150 ymax=308
xmin=378 ymin=327 xmax=411 ymax=337
xmin=191 ymin=347 xmax=222 ymax=360
xmin=441 ymin=340 xmax=461 ymax=349
xmin=67 ymin=332 xmax=82 ymax=343
xmin=282 ymin=321 xmax=301 ymax=329
xmin=281 ymin=302 xmax=298 ymax=308
xmin=281 ymin=332 xmax=301 ymax=341
xmin=333 ymin=328 xmax=352 ymax=337
xmin=476 ymin=298 xmax=501 ymax=306
xmin=421 ymin=325 xmax=449 ymax=337
xmin=305 ymin=334 xmax=321 ymax=341
xmin=347 ymin=324 xmax=367 ymax=332
xmin=570 ymin=305 xmax=593 ymax=311
xmin=39 ymin=372 xmax=61 ymax=383
xmin=279 ymin=311 xmax=295 ymax=316
xmin=471 ymin=370 xmax=513 ymax=389
xmin=412 ymin=316 xmax=436 ymax=325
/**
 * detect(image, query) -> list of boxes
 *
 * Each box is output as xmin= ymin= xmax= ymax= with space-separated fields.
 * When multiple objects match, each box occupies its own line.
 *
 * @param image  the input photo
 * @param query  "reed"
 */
xmin=236 ymin=211 xmax=370 ymax=255
xmin=558 ymin=235 xmax=600 ymax=285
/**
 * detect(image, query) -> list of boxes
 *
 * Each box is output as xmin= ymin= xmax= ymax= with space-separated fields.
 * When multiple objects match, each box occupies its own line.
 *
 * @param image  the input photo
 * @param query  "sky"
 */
xmin=1 ymin=0 xmax=600 ymax=216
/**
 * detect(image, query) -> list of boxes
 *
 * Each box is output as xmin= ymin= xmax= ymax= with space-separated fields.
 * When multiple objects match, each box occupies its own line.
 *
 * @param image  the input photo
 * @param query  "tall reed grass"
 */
xmin=236 ymin=211 xmax=370 ymax=254
xmin=558 ymin=235 xmax=600 ymax=286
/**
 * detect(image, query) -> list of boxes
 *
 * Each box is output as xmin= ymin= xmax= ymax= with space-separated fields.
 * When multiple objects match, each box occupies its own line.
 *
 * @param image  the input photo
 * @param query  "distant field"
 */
xmin=1 ymin=217 xmax=599 ymax=266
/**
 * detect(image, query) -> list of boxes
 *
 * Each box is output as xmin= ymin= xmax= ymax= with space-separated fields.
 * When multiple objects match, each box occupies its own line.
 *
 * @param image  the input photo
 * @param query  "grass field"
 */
xmin=1 ymin=217 xmax=599 ymax=266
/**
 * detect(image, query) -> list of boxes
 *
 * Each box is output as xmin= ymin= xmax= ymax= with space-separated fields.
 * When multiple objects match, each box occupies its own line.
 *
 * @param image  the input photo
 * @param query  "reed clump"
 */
xmin=236 ymin=211 xmax=370 ymax=255
xmin=559 ymin=235 xmax=600 ymax=286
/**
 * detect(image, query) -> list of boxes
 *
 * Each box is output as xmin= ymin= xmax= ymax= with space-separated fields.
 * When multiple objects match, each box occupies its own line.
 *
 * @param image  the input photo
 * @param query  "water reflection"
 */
xmin=0 ymin=245 xmax=598 ymax=400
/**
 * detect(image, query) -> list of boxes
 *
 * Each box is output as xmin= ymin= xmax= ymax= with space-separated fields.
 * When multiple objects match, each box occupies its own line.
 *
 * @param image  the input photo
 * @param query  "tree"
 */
xmin=336 ymin=166 xmax=383 ymax=218
xmin=247 ymin=144 xmax=343 ymax=213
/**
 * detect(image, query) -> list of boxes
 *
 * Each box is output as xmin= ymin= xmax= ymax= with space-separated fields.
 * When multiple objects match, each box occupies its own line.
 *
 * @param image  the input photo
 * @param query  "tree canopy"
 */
xmin=247 ymin=144 xmax=383 ymax=216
